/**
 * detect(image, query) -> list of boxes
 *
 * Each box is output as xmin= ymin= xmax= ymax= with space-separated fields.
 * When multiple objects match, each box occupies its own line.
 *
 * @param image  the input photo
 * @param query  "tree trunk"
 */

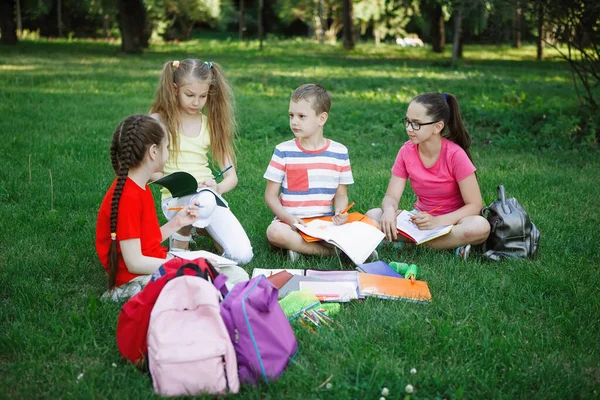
xmin=317 ymin=0 xmax=325 ymax=44
xmin=513 ymin=0 xmax=521 ymax=48
xmin=451 ymin=8 xmax=463 ymax=67
xmin=15 ymin=0 xmax=21 ymax=36
xmin=103 ymin=14 xmax=110 ymax=39
xmin=0 ymin=0 xmax=19 ymax=45
xmin=258 ymin=0 xmax=264 ymax=49
xmin=57 ymin=0 xmax=63 ymax=37
xmin=239 ymin=0 xmax=244 ymax=41
xmin=342 ymin=0 xmax=354 ymax=50
xmin=118 ymin=0 xmax=147 ymax=54
xmin=537 ymin=3 xmax=544 ymax=60
xmin=431 ymin=2 xmax=445 ymax=53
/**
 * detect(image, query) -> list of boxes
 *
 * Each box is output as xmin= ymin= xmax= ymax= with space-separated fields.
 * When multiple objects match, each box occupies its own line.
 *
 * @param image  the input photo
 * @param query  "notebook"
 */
xmin=298 ymin=281 xmax=359 ymax=302
xmin=169 ymin=250 xmax=238 ymax=267
xmin=298 ymin=212 xmax=380 ymax=243
xmin=254 ymin=269 xmax=361 ymax=300
xmin=294 ymin=220 xmax=385 ymax=264
xmin=396 ymin=210 xmax=453 ymax=245
xmin=356 ymin=260 xmax=403 ymax=278
xmin=358 ymin=273 xmax=432 ymax=303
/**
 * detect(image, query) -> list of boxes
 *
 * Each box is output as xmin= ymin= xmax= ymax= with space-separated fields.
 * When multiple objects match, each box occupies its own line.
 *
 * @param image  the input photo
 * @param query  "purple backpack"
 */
xmin=216 ymin=275 xmax=298 ymax=385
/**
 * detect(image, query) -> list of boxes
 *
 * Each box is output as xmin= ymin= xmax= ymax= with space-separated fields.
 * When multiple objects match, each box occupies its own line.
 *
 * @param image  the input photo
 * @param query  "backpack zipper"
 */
xmin=222 ymin=355 xmax=230 ymax=392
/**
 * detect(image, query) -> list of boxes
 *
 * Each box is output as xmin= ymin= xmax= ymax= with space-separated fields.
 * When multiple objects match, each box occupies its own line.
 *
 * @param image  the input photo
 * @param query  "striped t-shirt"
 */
xmin=264 ymin=138 xmax=354 ymax=218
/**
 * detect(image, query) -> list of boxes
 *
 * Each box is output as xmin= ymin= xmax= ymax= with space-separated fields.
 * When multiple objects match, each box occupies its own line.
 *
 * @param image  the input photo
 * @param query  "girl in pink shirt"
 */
xmin=366 ymin=92 xmax=490 ymax=259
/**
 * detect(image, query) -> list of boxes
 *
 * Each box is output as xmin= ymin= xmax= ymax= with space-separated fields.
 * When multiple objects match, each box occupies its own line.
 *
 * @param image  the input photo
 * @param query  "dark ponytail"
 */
xmin=412 ymin=92 xmax=472 ymax=161
xmin=107 ymin=115 xmax=165 ymax=290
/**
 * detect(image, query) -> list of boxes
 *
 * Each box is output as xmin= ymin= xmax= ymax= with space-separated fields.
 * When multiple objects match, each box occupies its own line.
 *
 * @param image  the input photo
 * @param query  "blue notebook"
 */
xmin=356 ymin=261 xmax=404 ymax=279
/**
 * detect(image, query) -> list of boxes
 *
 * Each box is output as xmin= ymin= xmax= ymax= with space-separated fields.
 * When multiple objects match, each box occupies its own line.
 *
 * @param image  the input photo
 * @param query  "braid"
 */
xmin=107 ymin=115 xmax=157 ymax=290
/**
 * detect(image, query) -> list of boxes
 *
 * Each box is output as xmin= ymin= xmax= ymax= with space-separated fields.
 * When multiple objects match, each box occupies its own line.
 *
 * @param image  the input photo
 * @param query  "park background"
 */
xmin=1 ymin=0 xmax=599 ymax=399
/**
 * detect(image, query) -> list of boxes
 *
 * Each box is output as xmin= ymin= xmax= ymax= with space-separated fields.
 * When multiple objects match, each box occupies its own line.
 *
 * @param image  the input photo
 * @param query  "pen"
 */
xmin=213 ymin=165 xmax=233 ymax=180
xmin=167 ymin=206 xmax=205 ymax=211
xmin=410 ymin=205 xmax=443 ymax=218
xmin=340 ymin=202 xmax=355 ymax=215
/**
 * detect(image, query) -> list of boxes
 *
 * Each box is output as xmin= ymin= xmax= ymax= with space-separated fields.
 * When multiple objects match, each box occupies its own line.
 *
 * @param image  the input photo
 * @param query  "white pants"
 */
xmin=162 ymin=193 xmax=254 ymax=265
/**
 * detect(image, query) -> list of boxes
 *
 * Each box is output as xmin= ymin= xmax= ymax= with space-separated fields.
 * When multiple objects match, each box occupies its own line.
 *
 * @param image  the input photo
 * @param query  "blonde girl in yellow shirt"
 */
xmin=149 ymin=59 xmax=253 ymax=265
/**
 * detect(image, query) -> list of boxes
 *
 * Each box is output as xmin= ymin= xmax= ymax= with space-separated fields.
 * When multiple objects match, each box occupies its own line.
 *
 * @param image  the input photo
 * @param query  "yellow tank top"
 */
xmin=161 ymin=114 xmax=213 ymax=199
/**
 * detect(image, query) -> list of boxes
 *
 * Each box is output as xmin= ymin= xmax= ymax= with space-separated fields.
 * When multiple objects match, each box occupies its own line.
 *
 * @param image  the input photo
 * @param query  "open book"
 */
xmin=358 ymin=273 xmax=432 ymax=303
xmin=293 ymin=220 xmax=385 ymax=264
xmin=396 ymin=210 xmax=453 ymax=245
xmin=169 ymin=250 xmax=238 ymax=267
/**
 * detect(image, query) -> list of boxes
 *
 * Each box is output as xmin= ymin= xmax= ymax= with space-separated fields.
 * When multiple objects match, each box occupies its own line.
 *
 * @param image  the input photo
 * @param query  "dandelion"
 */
xmin=381 ymin=387 xmax=389 ymax=396
xmin=405 ymin=384 xmax=414 ymax=393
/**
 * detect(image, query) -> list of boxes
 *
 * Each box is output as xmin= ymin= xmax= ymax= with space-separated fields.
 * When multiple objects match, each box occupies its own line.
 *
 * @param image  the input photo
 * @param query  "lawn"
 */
xmin=0 ymin=38 xmax=599 ymax=399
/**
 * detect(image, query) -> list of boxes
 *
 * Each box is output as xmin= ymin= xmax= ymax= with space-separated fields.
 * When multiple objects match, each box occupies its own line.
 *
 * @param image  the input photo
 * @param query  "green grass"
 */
xmin=0 ymin=38 xmax=599 ymax=399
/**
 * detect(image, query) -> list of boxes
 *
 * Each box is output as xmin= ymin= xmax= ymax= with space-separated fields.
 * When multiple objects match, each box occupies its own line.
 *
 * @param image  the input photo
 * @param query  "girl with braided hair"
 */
xmin=149 ymin=58 xmax=253 ymax=265
xmin=95 ymin=115 xmax=202 ymax=300
xmin=366 ymin=92 xmax=490 ymax=260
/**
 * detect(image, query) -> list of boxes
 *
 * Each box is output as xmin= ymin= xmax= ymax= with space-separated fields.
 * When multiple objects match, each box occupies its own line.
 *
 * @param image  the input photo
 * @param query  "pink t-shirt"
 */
xmin=391 ymin=138 xmax=476 ymax=215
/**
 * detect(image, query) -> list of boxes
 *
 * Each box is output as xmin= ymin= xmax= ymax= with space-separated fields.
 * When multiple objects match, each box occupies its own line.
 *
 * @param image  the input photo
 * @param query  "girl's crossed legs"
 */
xmin=365 ymin=208 xmax=490 ymax=249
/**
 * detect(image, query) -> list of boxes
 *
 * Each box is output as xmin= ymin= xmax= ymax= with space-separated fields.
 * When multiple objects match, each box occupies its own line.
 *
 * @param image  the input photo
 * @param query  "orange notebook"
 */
xmin=298 ymin=212 xmax=379 ymax=242
xmin=358 ymin=273 xmax=432 ymax=303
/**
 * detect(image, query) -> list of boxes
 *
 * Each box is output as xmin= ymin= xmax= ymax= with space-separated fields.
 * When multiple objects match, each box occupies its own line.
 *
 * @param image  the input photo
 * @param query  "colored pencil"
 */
xmin=213 ymin=165 xmax=232 ymax=180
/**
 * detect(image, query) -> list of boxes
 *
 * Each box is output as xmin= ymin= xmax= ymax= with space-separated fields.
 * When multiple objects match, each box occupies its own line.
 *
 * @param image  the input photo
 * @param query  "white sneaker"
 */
xmin=367 ymin=249 xmax=379 ymax=262
xmin=288 ymin=249 xmax=300 ymax=262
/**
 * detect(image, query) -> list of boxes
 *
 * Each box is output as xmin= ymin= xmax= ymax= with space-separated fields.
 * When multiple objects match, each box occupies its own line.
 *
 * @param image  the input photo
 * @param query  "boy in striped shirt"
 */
xmin=264 ymin=84 xmax=354 ymax=261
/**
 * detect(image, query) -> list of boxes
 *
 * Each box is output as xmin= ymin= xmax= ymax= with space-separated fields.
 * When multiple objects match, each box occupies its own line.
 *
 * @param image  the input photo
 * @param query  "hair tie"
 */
xmin=172 ymin=60 xmax=180 ymax=69
xmin=442 ymin=93 xmax=448 ymax=102
xmin=111 ymin=232 xmax=117 ymax=241
xmin=204 ymin=61 xmax=212 ymax=69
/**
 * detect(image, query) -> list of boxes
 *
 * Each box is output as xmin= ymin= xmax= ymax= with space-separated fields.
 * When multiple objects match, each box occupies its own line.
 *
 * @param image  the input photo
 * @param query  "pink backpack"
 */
xmin=147 ymin=274 xmax=239 ymax=396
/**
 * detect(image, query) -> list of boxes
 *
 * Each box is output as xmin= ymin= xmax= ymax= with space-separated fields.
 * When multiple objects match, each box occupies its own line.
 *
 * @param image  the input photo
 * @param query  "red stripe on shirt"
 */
xmin=269 ymin=160 xmax=285 ymax=171
xmin=280 ymin=199 xmax=333 ymax=207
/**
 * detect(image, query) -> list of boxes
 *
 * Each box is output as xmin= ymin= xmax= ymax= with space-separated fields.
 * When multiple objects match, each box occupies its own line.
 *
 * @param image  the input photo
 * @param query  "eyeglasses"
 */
xmin=403 ymin=117 xmax=437 ymax=131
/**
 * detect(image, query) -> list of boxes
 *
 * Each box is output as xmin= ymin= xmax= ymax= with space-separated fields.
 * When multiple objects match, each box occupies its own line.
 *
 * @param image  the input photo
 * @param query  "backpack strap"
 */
xmin=174 ymin=263 xmax=210 ymax=279
xmin=213 ymin=274 xmax=229 ymax=298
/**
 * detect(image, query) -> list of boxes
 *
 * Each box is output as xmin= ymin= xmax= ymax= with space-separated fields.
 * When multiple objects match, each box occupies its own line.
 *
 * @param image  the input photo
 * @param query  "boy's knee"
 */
xmin=266 ymin=223 xmax=288 ymax=247
xmin=365 ymin=208 xmax=382 ymax=222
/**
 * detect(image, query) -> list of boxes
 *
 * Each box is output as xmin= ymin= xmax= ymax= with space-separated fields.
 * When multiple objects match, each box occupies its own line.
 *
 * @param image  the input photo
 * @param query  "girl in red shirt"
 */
xmin=96 ymin=115 xmax=201 ymax=298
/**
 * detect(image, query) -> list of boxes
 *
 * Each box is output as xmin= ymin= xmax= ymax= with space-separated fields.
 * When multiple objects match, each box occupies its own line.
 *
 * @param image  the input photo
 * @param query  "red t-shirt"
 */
xmin=391 ymin=137 xmax=476 ymax=215
xmin=96 ymin=178 xmax=166 ymax=287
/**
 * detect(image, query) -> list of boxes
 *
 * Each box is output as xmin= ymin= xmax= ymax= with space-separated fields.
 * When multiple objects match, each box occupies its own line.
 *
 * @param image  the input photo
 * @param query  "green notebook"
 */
xmin=151 ymin=171 xmax=198 ymax=198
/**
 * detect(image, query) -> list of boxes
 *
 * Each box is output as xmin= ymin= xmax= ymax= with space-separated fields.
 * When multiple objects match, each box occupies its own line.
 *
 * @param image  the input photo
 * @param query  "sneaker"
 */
xmin=455 ymin=244 xmax=471 ymax=261
xmin=288 ymin=249 xmax=300 ymax=262
xmin=367 ymin=249 xmax=379 ymax=262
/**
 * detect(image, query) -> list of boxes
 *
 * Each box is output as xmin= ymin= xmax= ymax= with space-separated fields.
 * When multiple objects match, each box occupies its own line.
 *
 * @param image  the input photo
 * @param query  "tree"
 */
xmin=354 ymin=0 xmax=419 ymax=46
xmin=542 ymin=0 xmax=600 ymax=112
xmin=429 ymin=0 xmax=446 ymax=53
xmin=0 ymin=0 xmax=19 ymax=45
xmin=118 ymin=0 xmax=148 ymax=53
xmin=512 ymin=0 xmax=521 ymax=48
xmin=450 ymin=3 xmax=462 ymax=66
xmin=276 ymin=0 xmax=342 ymax=42
xmin=239 ymin=0 xmax=244 ymax=40
xmin=258 ymin=0 xmax=263 ymax=48
xmin=342 ymin=0 xmax=354 ymax=49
